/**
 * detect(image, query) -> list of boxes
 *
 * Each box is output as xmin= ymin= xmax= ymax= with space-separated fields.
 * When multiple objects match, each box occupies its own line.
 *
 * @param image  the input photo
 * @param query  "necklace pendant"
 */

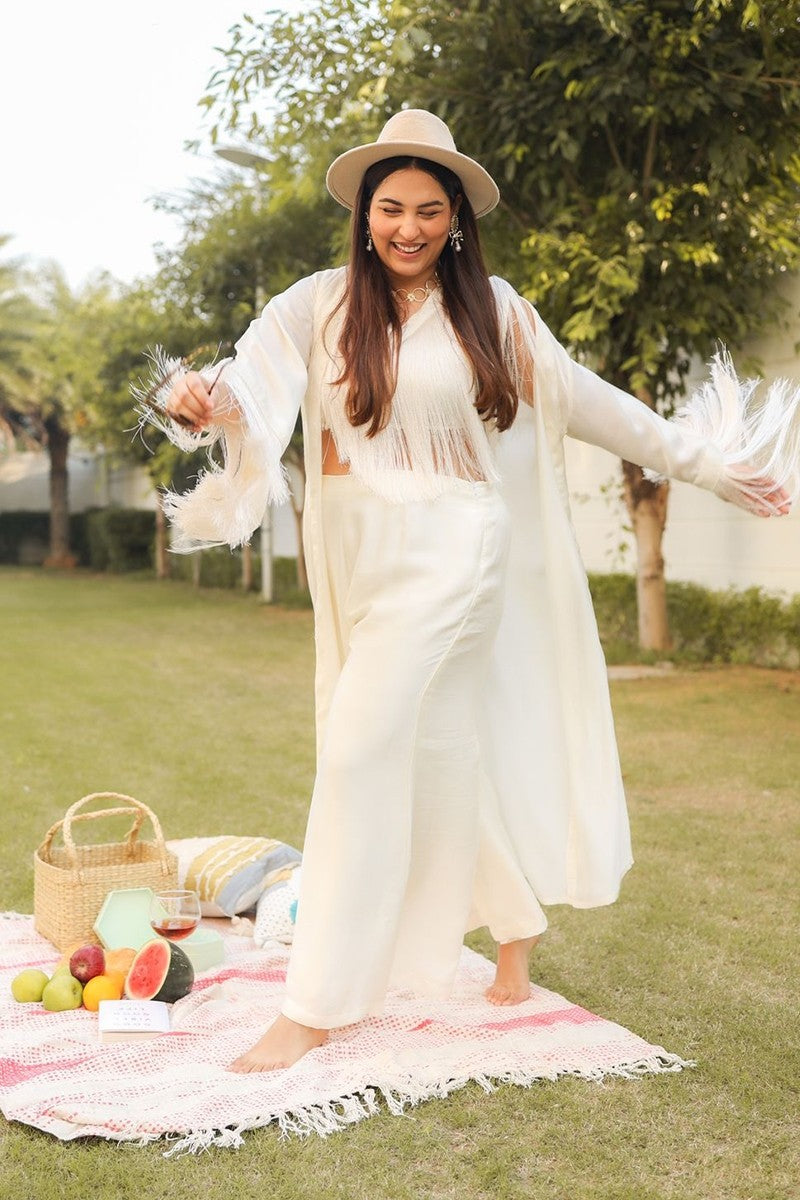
xmin=393 ymin=274 xmax=439 ymax=305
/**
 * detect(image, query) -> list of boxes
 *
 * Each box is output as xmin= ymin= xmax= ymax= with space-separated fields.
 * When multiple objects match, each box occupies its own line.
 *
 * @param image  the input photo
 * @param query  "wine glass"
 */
xmin=149 ymin=889 xmax=201 ymax=941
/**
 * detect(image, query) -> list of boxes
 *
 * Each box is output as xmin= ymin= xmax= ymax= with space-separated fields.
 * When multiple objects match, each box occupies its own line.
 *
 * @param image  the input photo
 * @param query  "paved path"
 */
xmin=607 ymin=663 xmax=677 ymax=680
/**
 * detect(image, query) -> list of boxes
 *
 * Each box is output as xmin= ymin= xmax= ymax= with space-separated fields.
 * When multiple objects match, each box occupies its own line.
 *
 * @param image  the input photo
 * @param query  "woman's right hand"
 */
xmin=165 ymin=370 xmax=217 ymax=432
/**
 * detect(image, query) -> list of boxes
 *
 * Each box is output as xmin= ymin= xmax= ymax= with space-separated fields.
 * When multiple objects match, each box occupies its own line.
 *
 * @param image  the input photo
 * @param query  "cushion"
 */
xmin=166 ymin=836 xmax=301 ymax=918
xmin=253 ymin=865 xmax=302 ymax=946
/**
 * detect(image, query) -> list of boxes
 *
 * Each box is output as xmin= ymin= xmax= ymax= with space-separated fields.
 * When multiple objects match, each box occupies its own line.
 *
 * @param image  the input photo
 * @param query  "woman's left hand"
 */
xmin=726 ymin=467 xmax=792 ymax=517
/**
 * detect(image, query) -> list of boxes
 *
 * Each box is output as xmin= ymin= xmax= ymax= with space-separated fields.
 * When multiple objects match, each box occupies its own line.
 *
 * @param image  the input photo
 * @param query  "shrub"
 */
xmin=170 ymin=550 xmax=311 ymax=605
xmin=588 ymin=572 xmax=800 ymax=668
xmin=0 ymin=511 xmax=91 ymax=565
xmin=85 ymin=508 xmax=154 ymax=572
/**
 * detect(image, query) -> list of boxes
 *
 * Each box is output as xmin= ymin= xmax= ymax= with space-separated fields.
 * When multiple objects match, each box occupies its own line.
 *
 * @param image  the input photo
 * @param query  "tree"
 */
xmin=150 ymin=173 xmax=344 ymax=588
xmin=1 ymin=264 xmax=121 ymax=566
xmin=0 ymin=239 xmax=42 ymax=450
xmin=78 ymin=271 xmax=220 ymax=579
xmin=203 ymin=0 xmax=800 ymax=646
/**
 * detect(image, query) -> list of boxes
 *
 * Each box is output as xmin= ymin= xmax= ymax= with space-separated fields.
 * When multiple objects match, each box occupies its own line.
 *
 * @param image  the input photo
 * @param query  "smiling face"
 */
xmin=367 ymin=167 xmax=460 ymax=291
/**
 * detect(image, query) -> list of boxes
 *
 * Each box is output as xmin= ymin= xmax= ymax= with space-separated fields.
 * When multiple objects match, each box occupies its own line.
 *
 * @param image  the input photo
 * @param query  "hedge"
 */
xmin=588 ymin=573 xmax=800 ymax=669
xmin=0 ymin=511 xmax=91 ymax=566
xmin=1 ymin=509 xmax=797 ymax=665
xmin=84 ymin=508 xmax=153 ymax=572
xmin=170 ymin=550 xmax=310 ymax=606
xmin=0 ymin=508 xmax=152 ymax=571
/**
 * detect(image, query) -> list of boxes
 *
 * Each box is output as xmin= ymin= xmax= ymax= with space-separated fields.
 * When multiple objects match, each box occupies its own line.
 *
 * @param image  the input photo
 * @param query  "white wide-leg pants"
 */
xmin=282 ymin=474 xmax=547 ymax=1030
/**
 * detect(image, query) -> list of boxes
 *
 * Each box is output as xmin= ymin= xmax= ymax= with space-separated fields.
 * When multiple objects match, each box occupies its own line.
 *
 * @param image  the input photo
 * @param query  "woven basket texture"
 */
xmin=34 ymin=793 xmax=178 ymax=950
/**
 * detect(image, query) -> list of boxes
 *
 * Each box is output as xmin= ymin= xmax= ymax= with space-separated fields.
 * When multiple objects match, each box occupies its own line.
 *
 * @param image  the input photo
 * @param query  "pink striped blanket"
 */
xmin=0 ymin=913 xmax=691 ymax=1155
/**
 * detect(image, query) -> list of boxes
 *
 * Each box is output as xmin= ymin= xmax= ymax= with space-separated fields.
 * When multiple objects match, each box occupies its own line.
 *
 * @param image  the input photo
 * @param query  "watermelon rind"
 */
xmin=125 ymin=939 xmax=195 ymax=1003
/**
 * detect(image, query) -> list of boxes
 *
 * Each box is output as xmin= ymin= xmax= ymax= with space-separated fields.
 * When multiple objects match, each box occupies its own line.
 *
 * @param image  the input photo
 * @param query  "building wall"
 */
xmin=0 ymin=445 xmax=299 ymax=557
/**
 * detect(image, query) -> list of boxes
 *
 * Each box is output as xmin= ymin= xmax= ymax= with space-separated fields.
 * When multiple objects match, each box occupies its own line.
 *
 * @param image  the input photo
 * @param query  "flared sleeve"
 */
xmin=497 ymin=281 xmax=800 ymax=518
xmin=563 ymin=346 xmax=800 ymax=517
xmin=135 ymin=273 xmax=317 ymax=551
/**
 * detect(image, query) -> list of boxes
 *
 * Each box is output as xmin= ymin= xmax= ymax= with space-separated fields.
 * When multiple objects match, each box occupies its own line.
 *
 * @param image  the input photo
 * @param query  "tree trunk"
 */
xmin=43 ymin=414 xmax=75 ymax=568
xmin=621 ymin=459 xmax=671 ymax=652
xmin=241 ymin=542 xmax=253 ymax=591
xmin=154 ymin=501 xmax=170 ymax=580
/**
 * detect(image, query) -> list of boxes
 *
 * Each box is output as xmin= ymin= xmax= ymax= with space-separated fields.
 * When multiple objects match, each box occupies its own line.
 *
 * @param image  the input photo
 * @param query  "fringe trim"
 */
xmin=156 ymin=1052 xmax=694 ymax=1158
xmin=133 ymin=347 xmax=291 ymax=552
xmin=644 ymin=351 xmax=800 ymax=516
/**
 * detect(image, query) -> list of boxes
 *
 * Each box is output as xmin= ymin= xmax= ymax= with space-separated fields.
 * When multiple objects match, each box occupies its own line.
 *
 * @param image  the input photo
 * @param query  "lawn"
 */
xmin=1 ymin=567 xmax=798 ymax=1200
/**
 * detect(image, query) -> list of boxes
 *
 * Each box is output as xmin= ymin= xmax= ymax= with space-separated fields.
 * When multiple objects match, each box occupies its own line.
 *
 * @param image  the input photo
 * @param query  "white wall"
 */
xmin=0 ymin=446 xmax=152 ymax=511
xmin=0 ymin=445 xmax=300 ymax=558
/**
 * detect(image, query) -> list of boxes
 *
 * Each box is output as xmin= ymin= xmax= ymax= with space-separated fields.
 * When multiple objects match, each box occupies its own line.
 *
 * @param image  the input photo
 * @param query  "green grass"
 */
xmin=1 ymin=567 xmax=798 ymax=1200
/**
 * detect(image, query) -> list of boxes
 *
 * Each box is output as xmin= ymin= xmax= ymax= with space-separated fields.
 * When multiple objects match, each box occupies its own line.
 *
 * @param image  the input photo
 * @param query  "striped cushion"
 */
xmin=166 ymin=836 xmax=301 ymax=917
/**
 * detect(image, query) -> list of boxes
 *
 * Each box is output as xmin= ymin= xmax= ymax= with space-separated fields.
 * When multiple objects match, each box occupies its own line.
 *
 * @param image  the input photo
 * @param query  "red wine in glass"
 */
xmin=149 ymin=890 xmax=201 ymax=941
xmin=150 ymin=916 xmax=198 ymax=941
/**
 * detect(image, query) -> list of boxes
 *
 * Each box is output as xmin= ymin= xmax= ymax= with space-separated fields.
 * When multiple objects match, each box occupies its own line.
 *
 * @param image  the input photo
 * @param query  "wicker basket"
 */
xmin=33 ymin=793 xmax=178 ymax=950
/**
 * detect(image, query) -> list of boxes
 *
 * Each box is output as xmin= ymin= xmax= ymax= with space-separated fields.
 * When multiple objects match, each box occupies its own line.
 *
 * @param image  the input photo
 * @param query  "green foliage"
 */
xmin=0 ymin=238 xmax=42 ymax=444
xmin=589 ymin=571 xmax=800 ymax=666
xmin=170 ymin=551 xmax=312 ymax=605
xmin=406 ymin=0 xmax=800 ymax=402
xmin=203 ymin=0 xmax=800 ymax=408
xmin=84 ymin=508 xmax=154 ymax=573
xmin=0 ymin=511 xmax=91 ymax=566
xmin=153 ymin=178 xmax=345 ymax=344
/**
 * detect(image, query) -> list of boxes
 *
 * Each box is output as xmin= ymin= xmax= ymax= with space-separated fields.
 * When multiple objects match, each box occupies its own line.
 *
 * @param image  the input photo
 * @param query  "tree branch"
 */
xmin=603 ymin=121 xmax=626 ymax=173
xmin=642 ymin=116 xmax=658 ymax=202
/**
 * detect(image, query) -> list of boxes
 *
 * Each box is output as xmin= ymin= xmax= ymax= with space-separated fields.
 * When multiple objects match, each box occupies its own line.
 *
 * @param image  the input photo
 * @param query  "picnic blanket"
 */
xmin=0 ymin=912 xmax=692 ymax=1156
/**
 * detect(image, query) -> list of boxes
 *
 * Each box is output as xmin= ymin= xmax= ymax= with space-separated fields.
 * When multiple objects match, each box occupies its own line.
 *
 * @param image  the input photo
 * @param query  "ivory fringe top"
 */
xmin=318 ymin=290 xmax=500 ymax=502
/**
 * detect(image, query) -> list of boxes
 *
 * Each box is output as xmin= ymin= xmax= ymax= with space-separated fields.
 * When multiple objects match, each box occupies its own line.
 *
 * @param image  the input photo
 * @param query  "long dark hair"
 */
xmin=331 ymin=155 xmax=518 ymax=436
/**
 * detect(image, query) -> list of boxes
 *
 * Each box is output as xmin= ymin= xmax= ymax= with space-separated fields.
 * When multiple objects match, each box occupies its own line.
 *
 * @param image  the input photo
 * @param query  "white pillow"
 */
xmin=253 ymin=865 xmax=302 ymax=946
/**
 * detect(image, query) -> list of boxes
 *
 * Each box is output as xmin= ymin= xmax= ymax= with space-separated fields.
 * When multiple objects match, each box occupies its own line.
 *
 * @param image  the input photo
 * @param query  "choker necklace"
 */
xmin=392 ymin=275 xmax=439 ymax=304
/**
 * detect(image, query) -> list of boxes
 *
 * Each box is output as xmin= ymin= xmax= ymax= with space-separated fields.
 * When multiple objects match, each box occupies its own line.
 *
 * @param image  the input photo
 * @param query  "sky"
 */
xmin=1 ymin=1 xmax=291 ymax=289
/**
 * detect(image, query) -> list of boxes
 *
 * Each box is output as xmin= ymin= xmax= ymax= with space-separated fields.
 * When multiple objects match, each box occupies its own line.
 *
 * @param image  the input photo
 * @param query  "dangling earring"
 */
xmin=449 ymin=214 xmax=463 ymax=253
xmin=365 ymin=218 xmax=373 ymax=252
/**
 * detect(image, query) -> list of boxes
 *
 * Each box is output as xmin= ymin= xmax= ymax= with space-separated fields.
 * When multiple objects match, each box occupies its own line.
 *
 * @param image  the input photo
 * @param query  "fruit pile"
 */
xmin=10 ymin=943 xmax=137 ymax=1012
xmin=10 ymin=939 xmax=196 ymax=1011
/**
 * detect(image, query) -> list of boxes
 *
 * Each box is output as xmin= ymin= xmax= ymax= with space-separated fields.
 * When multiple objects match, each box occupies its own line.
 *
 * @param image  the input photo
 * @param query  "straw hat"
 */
xmin=326 ymin=109 xmax=500 ymax=218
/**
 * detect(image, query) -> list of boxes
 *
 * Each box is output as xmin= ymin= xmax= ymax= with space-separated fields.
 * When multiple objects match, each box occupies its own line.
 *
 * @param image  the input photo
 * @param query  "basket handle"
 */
xmin=37 ymin=793 xmax=171 ymax=871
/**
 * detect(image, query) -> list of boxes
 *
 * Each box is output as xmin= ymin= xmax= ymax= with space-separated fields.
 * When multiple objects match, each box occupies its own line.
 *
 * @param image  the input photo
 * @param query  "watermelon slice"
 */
xmin=125 ymin=938 xmax=195 ymax=1003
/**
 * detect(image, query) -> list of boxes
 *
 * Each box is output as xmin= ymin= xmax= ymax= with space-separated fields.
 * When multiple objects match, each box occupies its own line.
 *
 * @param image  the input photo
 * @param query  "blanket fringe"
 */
xmin=158 ymin=1052 xmax=695 ymax=1158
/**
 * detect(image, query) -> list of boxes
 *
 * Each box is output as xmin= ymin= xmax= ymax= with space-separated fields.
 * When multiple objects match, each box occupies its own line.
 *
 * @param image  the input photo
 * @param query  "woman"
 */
xmin=143 ymin=110 xmax=797 ymax=1073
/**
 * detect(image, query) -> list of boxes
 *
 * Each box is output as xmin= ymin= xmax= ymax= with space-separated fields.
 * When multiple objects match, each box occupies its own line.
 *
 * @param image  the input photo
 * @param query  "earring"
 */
xmin=365 ymin=219 xmax=373 ymax=252
xmin=449 ymin=214 xmax=463 ymax=253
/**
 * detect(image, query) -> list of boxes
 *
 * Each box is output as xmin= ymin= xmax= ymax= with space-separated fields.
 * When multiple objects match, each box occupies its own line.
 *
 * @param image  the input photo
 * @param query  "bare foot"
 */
xmin=228 ymin=1014 xmax=327 ymax=1073
xmin=485 ymin=935 xmax=540 ymax=1006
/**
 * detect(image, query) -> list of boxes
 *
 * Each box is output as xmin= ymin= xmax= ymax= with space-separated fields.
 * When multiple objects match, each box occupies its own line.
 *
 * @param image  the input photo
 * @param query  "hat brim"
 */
xmin=326 ymin=140 xmax=500 ymax=219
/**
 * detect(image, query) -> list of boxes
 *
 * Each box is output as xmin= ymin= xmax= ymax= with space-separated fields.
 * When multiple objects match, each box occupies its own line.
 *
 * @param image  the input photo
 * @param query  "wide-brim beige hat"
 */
xmin=326 ymin=109 xmax=500 ymax=218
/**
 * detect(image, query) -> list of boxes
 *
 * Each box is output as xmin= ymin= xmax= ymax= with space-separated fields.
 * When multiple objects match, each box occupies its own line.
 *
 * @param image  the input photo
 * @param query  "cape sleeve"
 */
xmin=498 ymin=281 xmax=800 ymax=518
xmin=135 ymin=273 xmax=317 ymax=551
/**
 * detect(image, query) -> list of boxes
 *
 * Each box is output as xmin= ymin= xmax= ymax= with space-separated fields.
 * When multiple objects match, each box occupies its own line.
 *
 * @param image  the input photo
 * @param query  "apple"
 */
xmin=42 ymin=974 xmax=83 ymax=1011
xmin=68 ymin=943 xmax=106 ymax=984
xmin=11 ymin=969 xmax=50 ymax=1003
